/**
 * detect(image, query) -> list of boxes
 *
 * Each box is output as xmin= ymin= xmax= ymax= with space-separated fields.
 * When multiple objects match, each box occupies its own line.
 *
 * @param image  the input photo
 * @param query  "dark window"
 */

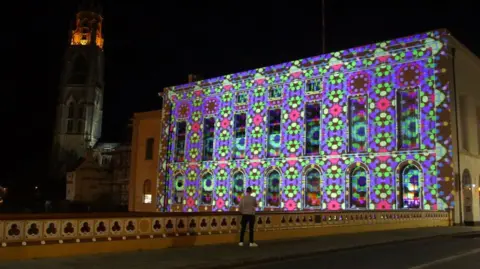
xmin=306 ymin=79 xmax=322 ymax=93
xmin=68 ymin=105 xmax=74 ymax=118
xmin=175 ymin=122 xmax=187 ymax=162
xmin=268 ymin=85 xmax=282 ymax=99
xmin=233 ymin=113 xmax=246 ymax=159
xmin=77 ymin=120 xmax=84 ymax=134
xmin=305 ymin=103 xmax=321 ymax=155
xmin=267 ymin=109 xmax=281 ymax=157
xmin=67 ymin=120 xmax=73 ymax=133
xmin=348 ymin=96 xmax=368 ymax=153
xmin=236 ymin=92 xmax=247 ymax=105
xmin=145 ymin=138 xmax=154 ymax=160
xmin=398 ymin=89 xmax=419 ymax=150
xmin=203 ymin=118 xmax=215 ymax=161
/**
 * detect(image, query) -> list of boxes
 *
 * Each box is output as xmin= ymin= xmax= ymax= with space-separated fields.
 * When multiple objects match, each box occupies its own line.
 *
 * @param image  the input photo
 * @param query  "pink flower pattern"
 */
xmin=253 ymin=114 xmax=263 ymax=126
xmin=289 ymin=110 xmax=300 ymax=121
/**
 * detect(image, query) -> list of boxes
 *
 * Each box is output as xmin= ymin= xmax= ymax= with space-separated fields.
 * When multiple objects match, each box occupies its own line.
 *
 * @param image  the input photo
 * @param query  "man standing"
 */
xmin=238 ymin=187 xmax=258 ymax=247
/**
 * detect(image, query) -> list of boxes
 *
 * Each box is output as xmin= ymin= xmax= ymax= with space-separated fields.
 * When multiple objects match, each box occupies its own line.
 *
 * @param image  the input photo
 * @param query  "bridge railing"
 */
xmin=0 ymin=210 xmax=450 ymax=247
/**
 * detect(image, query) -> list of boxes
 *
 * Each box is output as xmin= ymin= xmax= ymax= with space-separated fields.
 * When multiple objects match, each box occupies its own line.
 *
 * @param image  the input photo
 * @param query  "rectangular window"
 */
xmin=236 ymin=91 xmax=247 ymax=105
xmin=268 ymin=85 xmax=283 ymax=99
xmin=306 ymin=79 xmax=322 ymax=93
xmin=233 ymin=113 xmax=246 ymax=159
xmin=145 ymin=137 xmax=154 ymax=160
xmin=348 ymin=96 xmax=368 ymax=153
xmin=175 ymin=122 xmax=187 ymax=162
xmin=398 ymin=89 xmax=419 ymax=150
xmin=305 ymin=102 xmax=321 ymax=155
xmin=267 ymin=109 xmax=282 ymax=158
xmin=203 ymin=118 xmax=215 ymax=161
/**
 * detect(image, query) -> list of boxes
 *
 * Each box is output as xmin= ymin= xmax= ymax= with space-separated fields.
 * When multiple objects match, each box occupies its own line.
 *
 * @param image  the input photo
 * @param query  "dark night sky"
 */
xmin=6 ymin=0 xmax=480 ymax=189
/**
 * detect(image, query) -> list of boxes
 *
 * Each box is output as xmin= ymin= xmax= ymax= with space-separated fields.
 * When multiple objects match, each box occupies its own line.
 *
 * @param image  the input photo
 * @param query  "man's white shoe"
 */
xmin=238 ymin=242 xmax=244 ymax=246
xmin=249 ymin=243 xmax=258 ymax=247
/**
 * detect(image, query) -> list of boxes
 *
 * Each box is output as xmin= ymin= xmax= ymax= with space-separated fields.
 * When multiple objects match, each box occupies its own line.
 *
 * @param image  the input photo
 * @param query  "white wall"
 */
xmin=449 ymin=36 xmax=480 ymax=225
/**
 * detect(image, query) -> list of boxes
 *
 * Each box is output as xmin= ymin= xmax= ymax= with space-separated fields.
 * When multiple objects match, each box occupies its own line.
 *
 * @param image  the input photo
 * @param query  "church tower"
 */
xmin=50 ymin=2 xmax=105 ymax=180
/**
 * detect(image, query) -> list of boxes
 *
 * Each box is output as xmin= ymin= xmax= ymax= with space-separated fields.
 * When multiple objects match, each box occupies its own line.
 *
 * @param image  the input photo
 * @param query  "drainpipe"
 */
xmin=451 ymin=47 xmax=463 ymax=225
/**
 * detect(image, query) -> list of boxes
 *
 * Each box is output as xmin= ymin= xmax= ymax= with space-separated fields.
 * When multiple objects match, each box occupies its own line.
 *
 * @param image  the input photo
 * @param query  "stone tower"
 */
xmin=50 ymin=2 xmax=105 ymax=180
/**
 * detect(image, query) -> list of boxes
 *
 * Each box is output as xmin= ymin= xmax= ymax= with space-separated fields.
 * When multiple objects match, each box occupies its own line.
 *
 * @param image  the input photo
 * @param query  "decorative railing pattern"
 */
xmin=0 ymin=210 xmax=450 ymax=248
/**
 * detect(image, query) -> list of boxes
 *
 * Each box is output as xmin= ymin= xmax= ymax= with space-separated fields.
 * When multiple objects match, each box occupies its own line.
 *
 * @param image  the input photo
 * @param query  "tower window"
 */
xmin=348 ymin=96 xmax=368 ymax=153
xmin=203 ymin=118 xmax=215 ymax=161
xmin=145 ymin=138 xmax=154 ymax=160
xmin=397 ymin=89 xmax=419 ymax=150
xmin=175 ymin=122 xmax=187 ymax=162
xmin=67 ymin=120 xmax=73 ymax=133
xmin=267 ymin=109 xmax=281 ymax=158
xmin=68 ymin=104 xmax=74 ymax=118
xmin=305 ymin=102 xmax=321 ymax=155
xmin=78 ymin=104 xmax=85 ymax=119
xmin=77 ymin=120 xmax=84 ymax=134
xmin=233 ymin=113 xmax=246 ymax=159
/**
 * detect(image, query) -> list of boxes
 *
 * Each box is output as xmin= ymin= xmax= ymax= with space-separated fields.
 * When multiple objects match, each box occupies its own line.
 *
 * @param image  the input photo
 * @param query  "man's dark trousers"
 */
xmin=240 ymin=214 xmax=255 ymax=243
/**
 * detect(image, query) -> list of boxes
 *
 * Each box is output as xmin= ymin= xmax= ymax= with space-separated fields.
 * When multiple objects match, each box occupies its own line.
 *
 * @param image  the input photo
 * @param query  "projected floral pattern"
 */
xmin=159 ymin=30 xmax=453 ymax=212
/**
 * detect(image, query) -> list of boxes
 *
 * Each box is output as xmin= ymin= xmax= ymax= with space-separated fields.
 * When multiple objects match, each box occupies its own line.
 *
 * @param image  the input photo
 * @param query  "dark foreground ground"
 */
xmin=240 ymin=233 xmax=480 ymax=269
xmin=1 ymin=227 xmax=480 ymax=269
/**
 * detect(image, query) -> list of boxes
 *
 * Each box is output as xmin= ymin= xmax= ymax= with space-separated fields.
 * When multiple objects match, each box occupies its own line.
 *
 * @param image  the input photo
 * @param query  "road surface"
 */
xmin=239 ymin=234 xmax=480 ymax=269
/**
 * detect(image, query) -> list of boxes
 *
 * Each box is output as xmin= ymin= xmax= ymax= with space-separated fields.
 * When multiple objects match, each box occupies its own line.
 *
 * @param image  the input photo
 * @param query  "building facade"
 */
xmin=128 ymin=110 xmax=163 ymax=212
xmin=66 ymin=143 xmax=131 ymax=209
xmin=158 ymin=30 xmax=479 ymax=224
xmin=50 ymin=4 xmax=105 ymax=180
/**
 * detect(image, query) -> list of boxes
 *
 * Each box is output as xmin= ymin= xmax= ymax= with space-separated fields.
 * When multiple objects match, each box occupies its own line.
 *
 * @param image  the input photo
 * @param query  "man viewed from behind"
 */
xmin=238 ymin=187 xmax=258 ymax=247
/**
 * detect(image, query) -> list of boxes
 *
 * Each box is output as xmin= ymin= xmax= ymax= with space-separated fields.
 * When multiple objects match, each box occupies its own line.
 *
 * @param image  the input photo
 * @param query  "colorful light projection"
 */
xmin=161 ymin=30 xmax=453 ymax=212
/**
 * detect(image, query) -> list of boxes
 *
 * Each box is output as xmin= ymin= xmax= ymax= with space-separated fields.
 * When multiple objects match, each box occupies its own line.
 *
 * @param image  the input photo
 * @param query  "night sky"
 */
xmin=7 ymin=0 xmax=479 ymax=191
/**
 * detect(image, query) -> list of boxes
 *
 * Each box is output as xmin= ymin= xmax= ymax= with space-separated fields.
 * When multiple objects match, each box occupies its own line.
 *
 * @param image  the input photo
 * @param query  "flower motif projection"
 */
xmin=161 ymin=30 xmax=453 ymax=213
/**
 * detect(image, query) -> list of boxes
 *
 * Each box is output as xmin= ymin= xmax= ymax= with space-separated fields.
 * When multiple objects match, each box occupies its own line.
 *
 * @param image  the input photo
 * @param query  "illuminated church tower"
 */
xmin=50 ymin=2 xmax=105 ymax=179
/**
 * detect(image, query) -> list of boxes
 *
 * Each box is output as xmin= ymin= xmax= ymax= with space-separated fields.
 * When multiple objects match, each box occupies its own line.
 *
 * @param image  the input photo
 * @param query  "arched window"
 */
xmin=266 ymin=170 xmax=281 ymax=207
xmin=67 ymin=120 xmax=73 ymax=133
xmin=400 ymin=164 xmax=422 ymax=209
xmin=200 ymin=173 xmax=214 ymax=205
xmin=77 ymin=120 xmax=84 ymax=133
xmin=231 ymin=171 xmax=245 ymax=206
xmin=68 ymin=104 xmax=75 ymax=118
xmin=78 ymin=103 xmax=85 ymax=119
xmin=350 ymin=167 xmax=368 ymax=209
xmin=173 ymin=174 xmax=185 ymax=204
xmin=68 ymin=56 xmax=88 ymax=84
xmin=143 ymin=179 xmax=152 ymax=204
xmin=305 ymin=169 xmax=322 ymax=208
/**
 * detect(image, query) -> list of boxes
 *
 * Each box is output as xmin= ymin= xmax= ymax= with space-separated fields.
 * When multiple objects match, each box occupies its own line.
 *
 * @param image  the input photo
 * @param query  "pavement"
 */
xmin=1 ymin=226 xmax=480 ymax=269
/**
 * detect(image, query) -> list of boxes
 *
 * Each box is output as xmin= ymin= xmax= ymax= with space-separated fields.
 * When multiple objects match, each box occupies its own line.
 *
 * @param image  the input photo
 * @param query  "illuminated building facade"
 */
xmin=158 ymin=30 xmax=479 ymax=220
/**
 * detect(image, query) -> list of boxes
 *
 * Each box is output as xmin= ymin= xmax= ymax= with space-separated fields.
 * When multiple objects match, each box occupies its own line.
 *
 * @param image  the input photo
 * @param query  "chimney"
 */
xmin=188 ymin=74 xmax=202 ymax=83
